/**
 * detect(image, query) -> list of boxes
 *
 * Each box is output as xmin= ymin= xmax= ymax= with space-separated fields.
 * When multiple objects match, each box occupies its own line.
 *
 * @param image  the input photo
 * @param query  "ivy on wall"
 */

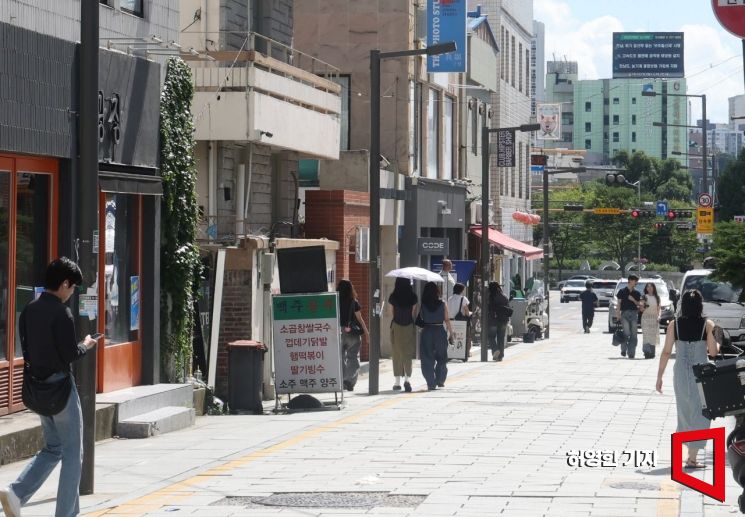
xmin=159 ymin=57 xmax=201 ymax=382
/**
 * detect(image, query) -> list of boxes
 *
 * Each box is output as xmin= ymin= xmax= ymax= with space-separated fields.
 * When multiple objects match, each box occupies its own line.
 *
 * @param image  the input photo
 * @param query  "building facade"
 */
xmin=531 ymin=21 xmax=546 ymax=119
xmin=542 ymin=60 xmax=578 ymax=151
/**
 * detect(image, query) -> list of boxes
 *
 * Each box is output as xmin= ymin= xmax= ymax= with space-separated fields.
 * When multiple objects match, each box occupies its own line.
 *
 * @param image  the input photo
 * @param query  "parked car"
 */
xmin=679 ymin=269 xmax=745 ymax=344
xmin=608 ymin=278 xmax=675 ymax=333
xmin=557 ymin=274 xmax=597 ymax=290
xmin=590 ymin=279 xmax=619 ymax=308
xmin=560 ymin=279 xmax=588 ymax=303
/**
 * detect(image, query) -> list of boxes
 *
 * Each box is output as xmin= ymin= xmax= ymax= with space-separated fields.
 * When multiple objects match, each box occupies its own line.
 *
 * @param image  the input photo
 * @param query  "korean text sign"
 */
xmin=272 ymin=293 xmax=342 ymax=395
xmin=427 ymin=0 xmax=466 ymax=72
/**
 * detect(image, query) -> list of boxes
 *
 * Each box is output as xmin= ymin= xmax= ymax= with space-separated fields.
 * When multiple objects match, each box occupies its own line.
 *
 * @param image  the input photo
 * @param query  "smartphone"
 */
xmin=90 ymin=333 xmax=104 ymax=340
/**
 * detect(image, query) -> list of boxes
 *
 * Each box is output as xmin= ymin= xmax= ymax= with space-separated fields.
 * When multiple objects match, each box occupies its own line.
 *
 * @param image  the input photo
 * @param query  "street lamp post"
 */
xmin=479 ymin=123 xmax=540 ymax=362
xmin=368 ymin=41 xmax=456 ymax=395
xmin=606 ymin=173 xmax=641 ymax=272
xmin=643 ymin=89 xmax=707 ymax=194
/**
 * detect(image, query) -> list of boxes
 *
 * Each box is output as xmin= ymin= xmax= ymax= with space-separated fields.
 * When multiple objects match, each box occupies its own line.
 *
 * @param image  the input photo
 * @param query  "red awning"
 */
xmin=470 ymin=226 xmax=544 ymax=261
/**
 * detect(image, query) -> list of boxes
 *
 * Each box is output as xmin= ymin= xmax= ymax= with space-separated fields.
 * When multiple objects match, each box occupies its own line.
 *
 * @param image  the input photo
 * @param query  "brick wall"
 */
xmin=304 ymin=190 xmax=371 ymax=360
xmin=215 ymin=268 xmax=252 ymax=400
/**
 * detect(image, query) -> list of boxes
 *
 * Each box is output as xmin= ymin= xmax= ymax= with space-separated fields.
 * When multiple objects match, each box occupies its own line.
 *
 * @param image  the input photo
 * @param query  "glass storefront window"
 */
xmin=0 ymin=172 xmax=9 ymax=362
xmin=103 ymin=193 xmax=140 ymax=346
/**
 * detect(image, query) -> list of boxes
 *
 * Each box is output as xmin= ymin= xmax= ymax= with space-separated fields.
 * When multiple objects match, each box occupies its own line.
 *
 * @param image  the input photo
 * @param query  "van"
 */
xmin=679 ymin=269 xmax=745 ymax=344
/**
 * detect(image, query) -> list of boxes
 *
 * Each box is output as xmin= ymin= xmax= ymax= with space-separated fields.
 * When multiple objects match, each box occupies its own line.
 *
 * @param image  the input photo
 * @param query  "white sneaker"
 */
xmin=0 ymin=486 xmax=21 ymax=517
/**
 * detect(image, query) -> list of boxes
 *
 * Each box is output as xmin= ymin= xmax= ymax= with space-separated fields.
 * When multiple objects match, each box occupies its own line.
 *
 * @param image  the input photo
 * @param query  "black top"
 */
xmin=389 ymin=293 xmax=417 ymax=326
xmin=579 ymin=290 xmax=598 ymax=312
xmin=339 ymin=299 xmax=362 ymax=326
xmin=488 ymin=292 xmax=510 ymax=323
xmin=19 ymin=292 xmax=87 ymax=379
xmin=616 ymin=287 xmax=641 ymax=311
xmin=674 ymin=317 xmax=708 ymax=342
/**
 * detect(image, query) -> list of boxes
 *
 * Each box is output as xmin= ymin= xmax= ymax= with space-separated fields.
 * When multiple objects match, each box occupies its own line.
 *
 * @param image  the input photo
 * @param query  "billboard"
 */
xmin=427 ymin=0 xmax=466 ymax=72
xmin=536 ymin=103 xmax=561 ymax=141
xmin=613 ymin=32 xmax=684 ymax=78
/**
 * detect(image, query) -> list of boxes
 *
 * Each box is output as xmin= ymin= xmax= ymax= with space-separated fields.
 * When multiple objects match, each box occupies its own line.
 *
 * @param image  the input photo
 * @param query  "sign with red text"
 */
xmin=272 ymin=293 xmax=342 ymax=394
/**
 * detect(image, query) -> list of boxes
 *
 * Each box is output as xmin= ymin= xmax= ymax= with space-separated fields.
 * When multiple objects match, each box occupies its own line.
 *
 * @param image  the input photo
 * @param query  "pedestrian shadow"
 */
xmin=637 ymin=466 xmax=671 ymax=476
xmin=26 ymin=497 xmax=56 ymax=507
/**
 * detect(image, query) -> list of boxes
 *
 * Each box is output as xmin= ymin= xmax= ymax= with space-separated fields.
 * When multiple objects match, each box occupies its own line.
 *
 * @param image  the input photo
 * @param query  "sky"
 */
xmin=534 ymin=0 xmax=745 ymax=124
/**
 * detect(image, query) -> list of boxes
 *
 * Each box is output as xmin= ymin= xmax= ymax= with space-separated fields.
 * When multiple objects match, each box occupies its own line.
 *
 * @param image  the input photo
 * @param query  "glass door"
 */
xmin=0 ymin=158 xmax=12 ymax=415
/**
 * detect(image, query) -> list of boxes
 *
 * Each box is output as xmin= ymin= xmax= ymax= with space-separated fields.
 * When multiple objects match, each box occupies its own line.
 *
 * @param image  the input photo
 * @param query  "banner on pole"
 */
xmin=537 ymin=103 xmax=561 ymax=140
xmin=427 ymin=0 xmax=466 ymax=72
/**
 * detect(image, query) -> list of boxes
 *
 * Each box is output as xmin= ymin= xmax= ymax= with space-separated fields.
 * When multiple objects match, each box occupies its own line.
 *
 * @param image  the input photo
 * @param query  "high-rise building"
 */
xmin=543 ymin=60 xmax=578 ymax=150
xmin=729 ymin=94 xmax=745 ymax=132
xmin=531 ymin=21 xmax=546 ymax=118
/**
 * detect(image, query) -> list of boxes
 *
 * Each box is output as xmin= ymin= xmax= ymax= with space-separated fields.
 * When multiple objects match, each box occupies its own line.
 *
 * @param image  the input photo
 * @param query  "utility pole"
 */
xmin=77 ymin=0 xmax=99 ymax=495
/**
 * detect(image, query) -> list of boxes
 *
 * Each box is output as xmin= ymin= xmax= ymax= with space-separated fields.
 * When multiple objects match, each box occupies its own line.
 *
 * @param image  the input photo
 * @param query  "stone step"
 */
xmin=96 ymin=384 xmax=193 ymax=421
xmin=117 ymin=406 xmax=195 ymax=439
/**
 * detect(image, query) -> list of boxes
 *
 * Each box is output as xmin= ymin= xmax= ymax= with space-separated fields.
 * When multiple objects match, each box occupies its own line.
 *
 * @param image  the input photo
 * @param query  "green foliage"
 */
xmin=611 ymin=150 xmax=692 ymax=201
xmin=716 ymin=149 xmax=745 ymax=222
xmin=711 ymin=222 xmax=745 ymax=301
xmin=159 ymin=58 xmax=201 ymax=382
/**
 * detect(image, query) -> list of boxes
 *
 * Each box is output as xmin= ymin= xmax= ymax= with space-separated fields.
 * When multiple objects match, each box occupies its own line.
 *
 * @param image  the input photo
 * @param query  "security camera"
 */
xmin=258 ymin=130 xmax=273 ymax=138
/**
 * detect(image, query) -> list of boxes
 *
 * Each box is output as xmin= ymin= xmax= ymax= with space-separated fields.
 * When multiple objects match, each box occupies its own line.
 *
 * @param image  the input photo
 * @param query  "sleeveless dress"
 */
xmin=673 ymin=318 xmax=710 ymax=450
xmin=641 ymin=296 xmax=659 ymax=348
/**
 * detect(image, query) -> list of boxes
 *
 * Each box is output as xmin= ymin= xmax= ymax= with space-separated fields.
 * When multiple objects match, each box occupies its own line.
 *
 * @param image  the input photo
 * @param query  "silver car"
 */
xmin=590 ymin=279 xmax=619 ymax=308
xmin=560 ymin=279 xmax=588 ymax=303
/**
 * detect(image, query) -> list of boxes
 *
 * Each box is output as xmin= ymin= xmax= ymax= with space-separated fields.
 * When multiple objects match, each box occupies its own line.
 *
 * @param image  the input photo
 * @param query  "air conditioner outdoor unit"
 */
xmin=355 ymin=226 xmax=370 ymax=263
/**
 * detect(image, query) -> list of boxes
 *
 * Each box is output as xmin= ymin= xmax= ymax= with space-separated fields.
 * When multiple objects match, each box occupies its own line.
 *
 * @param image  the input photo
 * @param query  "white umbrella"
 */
xmin=385 ymin=267 xmax=444 ymax=283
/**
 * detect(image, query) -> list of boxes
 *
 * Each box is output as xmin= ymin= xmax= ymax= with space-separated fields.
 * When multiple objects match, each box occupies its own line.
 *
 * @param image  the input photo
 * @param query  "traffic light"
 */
xmin=654 ymin=222 xmax=664 ymax=230
xmin=563 ymin=203 xmax=584 ymax=212
xmin=606 ymin=173 xmax=627 ymax=186
xmin=667 ymin=209 xmax=693 ymax=220
xmin=630 ymin=209 xmax=654 ymax=218
xmin=667 ymin=210 xmax=676 ymax=220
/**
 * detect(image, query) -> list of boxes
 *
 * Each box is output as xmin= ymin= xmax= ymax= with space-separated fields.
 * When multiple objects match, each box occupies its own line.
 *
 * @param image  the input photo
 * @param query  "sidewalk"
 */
xmin=0 ymin=296 xmax=740 ymax=516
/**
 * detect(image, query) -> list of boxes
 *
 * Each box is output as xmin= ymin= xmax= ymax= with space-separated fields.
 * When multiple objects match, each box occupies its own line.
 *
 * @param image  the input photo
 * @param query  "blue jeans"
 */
xmin=621 ymin=310 xmax=638 ymax=357
xmin=488 ymin=322 xmax=508 ymax=356
xmin=420 ymin=326 xmax=448 ymax=388
xmin=11 ymin=373 xmax=82 ymax=517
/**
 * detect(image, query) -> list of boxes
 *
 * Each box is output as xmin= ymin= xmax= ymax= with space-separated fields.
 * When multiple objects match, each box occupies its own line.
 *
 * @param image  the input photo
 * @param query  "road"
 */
xmin=0 ymin=292 xmax=740 ymax=516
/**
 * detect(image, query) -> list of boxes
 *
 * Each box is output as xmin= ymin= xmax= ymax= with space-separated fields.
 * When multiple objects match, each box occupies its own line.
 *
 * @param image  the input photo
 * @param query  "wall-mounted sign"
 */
xmin=496 ymin=129 xmax=515 ymax=167
xmin=536 ymin=103 xmax=561 ymax=140
xmin=418 ymin=237 xmax=450 ymax=256
xmin=427 ymin=0 xmax=466 ymax=72
xmin=612 ymin=32 xmax=684 ymax=79
xmin=697 ymin=207 xmax=714 ymax=234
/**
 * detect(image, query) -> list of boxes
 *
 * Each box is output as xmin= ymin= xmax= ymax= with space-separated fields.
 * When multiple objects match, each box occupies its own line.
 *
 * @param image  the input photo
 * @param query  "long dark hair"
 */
xmin=680 ymin=289 xmax=704 ymax=319
xmin=644 ymin=283 xmax=660 ymax=307
xmin=390 ymin=277 xmax=417 ymax=307
xmin=421 ymin=281 xmax=441 ymax=311
xmin=488 ymin=281 xmax=503 ymax=306
xmin=337 ymin=279 xmax=357 ymax=309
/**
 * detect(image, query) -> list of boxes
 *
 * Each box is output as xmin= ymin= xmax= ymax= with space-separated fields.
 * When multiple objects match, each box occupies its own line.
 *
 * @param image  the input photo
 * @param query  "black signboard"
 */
xmin=417 ymin=237 xmax=449 ymax=256
xmin=496 ymin=129 xmax=515 ymax=167
xmin=612 ymin=32 xmax=684 ymax=79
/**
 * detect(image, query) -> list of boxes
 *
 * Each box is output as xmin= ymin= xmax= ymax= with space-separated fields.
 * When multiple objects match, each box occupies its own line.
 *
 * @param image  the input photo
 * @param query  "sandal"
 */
xmin=684 ymin=461 xmax=705 ymax=470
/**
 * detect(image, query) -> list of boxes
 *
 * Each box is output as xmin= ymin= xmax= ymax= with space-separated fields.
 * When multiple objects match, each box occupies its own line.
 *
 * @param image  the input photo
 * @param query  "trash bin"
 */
xmin=228 ymin=340 xmax=267 ymax=414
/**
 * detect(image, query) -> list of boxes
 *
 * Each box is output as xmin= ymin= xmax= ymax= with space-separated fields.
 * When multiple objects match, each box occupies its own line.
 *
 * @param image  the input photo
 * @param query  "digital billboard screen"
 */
xmin=612 ymin=32 xmax=684 ymax=79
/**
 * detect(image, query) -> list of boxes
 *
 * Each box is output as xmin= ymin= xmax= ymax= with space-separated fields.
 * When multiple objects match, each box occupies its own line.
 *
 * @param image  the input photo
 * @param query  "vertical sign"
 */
xmin=448 ymin=320 xmax=468 ymax=360
xmin=697 ymin=207 xmax=714 ymax=234
xmin=496 ymin=129 xmax=515 ymax=167
xmin=272 ymin=293 xmax=343 ymax=394
xmin=427 ymin=0 xmax=466 ymax=72
xmin=536 ymin=103 xmax=561 ymax=140
xmin=130 ymin=276 xmax=140 ymax=331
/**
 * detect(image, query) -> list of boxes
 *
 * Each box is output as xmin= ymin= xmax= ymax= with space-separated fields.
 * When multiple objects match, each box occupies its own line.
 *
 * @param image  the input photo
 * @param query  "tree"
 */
xmin=160 ymin=58 xmax=202 ymax=382
xmin=711 ymin=222 xmax=745 ymax=301
xmin=716 ymin=149 xmax=745 ymax=222
xmin=583 ymin=184 xmax=639 ymax=269
xmin=533 ymin=187 xmax=586 ymax=279
xmin=613 ymin=150 xmax=691 ymax=201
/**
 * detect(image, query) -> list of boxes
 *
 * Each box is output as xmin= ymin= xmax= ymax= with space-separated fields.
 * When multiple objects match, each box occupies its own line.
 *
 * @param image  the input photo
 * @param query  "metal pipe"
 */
xmin=480 ymin=126 xmax=489 ymax=362
xmin=368 ymin=49 xmax=381 ymax=395
xmin=702 ymin=95 xmax=708 ymax=195
xmin=542 ymin=166 xmax=550 ymax=339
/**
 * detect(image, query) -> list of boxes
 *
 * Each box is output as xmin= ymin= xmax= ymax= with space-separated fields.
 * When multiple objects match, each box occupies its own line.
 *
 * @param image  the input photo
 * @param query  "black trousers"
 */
xmin=582 ymin=310 xmax=594 ymax=330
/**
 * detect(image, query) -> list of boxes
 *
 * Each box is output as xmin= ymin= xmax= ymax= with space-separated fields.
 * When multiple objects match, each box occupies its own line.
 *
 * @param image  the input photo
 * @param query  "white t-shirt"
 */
xmin=440 ymin=270 xmax=456 ymax=300
xmin=447 ymin=294 xmax=469 ymax=319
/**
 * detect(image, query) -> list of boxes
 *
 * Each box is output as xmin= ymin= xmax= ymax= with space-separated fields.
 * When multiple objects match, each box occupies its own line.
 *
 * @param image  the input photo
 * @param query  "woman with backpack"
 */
xmin=487 ymin=282 xmax=511 ymax=361
xmin=337 ymin=279 xmax=369 ymax=392
xmin=418 ymin=281 xmax=454 ymax=390
xmin=388 ymin=277 xmax=418 ymax=392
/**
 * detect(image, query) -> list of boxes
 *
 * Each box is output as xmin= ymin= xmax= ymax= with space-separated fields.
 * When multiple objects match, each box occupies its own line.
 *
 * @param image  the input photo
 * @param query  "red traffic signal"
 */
xmin=655 ymin=222 xmax=664 ymax=230
xmin=631 ymin=209 xmax=640 ymax=218
xmin=667 ymin=210 xmax=676 ymax=220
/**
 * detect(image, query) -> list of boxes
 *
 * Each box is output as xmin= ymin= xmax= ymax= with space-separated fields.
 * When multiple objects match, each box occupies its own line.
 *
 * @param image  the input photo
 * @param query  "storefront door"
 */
xmin=0 ymin=155 xmax=58 ymax=415
xmin=97 ymin=192 xmax=143 ymax=392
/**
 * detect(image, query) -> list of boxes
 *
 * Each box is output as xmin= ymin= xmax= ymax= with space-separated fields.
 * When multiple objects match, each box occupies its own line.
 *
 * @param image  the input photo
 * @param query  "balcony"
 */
xmin=185 ymin=33 xmax=342 ymax=160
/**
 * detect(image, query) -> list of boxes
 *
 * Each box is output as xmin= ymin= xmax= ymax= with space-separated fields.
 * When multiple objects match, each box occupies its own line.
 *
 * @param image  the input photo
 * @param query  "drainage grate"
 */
xmin=212 ymin=492 xmax=426 ymax=509
xmin=609 ymin=481 xmax=660 ymax=491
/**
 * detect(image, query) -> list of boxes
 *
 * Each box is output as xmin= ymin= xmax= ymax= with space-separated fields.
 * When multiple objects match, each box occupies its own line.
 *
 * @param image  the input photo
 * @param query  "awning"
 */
xmin=470 ymin=226 xmax=544 ymax=261
xmin=99 ymin=170 xmax=163 ymax=196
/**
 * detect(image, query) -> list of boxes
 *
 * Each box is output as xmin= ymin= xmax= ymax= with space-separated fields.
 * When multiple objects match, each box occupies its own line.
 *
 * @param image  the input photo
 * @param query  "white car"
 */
xmin=680 ymin=269 xmax=745 ymax=343
xmin=560 ymin=279 xmax=588 ymax=303
xmin=590 ymin=279 xmax=619 ymax=308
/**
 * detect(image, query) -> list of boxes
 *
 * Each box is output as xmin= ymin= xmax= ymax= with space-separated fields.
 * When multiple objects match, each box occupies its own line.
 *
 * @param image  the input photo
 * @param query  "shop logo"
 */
xmin=671 ymin=427 xmax=726 ymax=502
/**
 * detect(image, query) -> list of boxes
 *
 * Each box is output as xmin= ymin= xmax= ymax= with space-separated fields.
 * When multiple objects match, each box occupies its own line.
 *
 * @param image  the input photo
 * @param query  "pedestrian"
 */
xmin=615 ymin=274 xmax=642 ymax=358
xmin=579 ymin=281 xmax=598 ymax=333
xmin=417 ymin=281 xmax=454 ymax=390
xmin=388 ymin=277 xmax=418 ymax=392
xmin=641 ymin=282 xmax=661 ymax=359
xmin=486 ymin=282 xmax=511 ymax=362
xmin=337 ymin=279 xmax=369 ymax=392
xmin=656 ymin=289 xmax=718 ymax=469
xmin=447 ymin=283 xmax=472 ymax=360
xmin=438 ymin=259 xmax=456 ymax=301
xmin=0 ymin=258 xmax=98 ymax=517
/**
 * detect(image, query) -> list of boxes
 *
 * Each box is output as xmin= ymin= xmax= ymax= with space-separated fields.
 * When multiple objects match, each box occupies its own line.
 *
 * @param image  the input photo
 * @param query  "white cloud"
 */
xmin=534 ymin=1 xmax=742 ymax=123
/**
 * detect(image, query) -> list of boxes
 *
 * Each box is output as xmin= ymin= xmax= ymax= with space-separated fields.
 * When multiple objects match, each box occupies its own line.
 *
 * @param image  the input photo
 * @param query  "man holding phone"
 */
xmin=615 ymin=274 xmax=642 ymax=359
xmin=0 ymin=258 xmax=98 ymax=517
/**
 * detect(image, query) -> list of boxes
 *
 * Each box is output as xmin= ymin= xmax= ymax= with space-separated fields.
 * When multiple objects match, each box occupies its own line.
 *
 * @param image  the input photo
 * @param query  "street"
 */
xmin=0 ymin=292 xmax=740 ymax=517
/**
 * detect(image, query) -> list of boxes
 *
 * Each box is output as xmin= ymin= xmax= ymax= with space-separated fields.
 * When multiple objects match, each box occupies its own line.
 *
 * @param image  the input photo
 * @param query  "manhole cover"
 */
xmin=212 ymin=492 xmax=426 ymax=508
xmin=609 ymin=481 xmax=660 ymax=491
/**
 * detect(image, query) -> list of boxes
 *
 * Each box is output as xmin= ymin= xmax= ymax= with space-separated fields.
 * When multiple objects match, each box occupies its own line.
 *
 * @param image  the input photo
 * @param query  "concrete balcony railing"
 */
xmin=185 ymin=32 xmax=342 ymax=160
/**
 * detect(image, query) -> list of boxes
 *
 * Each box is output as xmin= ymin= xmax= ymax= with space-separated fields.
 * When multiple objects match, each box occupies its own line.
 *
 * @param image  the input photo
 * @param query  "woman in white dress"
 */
xmin=641 ymin=283 xmax=661 ymax=359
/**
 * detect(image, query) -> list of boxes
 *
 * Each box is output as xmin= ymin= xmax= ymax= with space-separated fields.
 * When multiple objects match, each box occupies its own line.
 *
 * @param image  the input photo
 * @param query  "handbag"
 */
xmin=343 ymin=301 xmax=364 ymax=335
xmin=612 ymin=324 xmax=625 ymax=347
xmin=453 ymin=297 xmax=471 ymax=322
xmin=18 ymin=309 xmax=72 ymax=416
xmin=415 ymin=311 xmax=426 ymax=328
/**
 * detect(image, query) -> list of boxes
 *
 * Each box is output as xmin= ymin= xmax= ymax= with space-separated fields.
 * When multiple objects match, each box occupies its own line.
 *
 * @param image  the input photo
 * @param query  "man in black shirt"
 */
xmin=615 ymin=274 xmax=642 ymax=359
xmin=579 ymin=281 xmax=599 ymax=333
xmin=0 ymin=258 xmax=97 ymax=517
